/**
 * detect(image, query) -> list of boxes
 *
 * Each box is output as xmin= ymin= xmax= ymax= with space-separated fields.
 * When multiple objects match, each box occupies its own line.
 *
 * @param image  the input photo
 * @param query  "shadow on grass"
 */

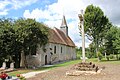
xmin=34 ymin=66 xmax=58 ymax=71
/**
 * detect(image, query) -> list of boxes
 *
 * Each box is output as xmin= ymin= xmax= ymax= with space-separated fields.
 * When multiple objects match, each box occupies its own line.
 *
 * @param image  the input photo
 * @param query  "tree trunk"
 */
xmin=20 ymin=51 xmax=25 ymax=68
xmin=95 ymin=38 xmax=100 ymax=61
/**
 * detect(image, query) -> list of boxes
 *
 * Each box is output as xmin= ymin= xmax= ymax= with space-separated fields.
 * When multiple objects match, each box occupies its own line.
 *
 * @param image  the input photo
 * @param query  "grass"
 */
xmin=35 ymin=59 xmax=81 ymax=71
xmin=8 ymin=59 xmax=81 ymax=76
xmin=8 ymin=69 xmax=33 ymax=76
xmin=7 ymin=58 xmax=120 ymax=76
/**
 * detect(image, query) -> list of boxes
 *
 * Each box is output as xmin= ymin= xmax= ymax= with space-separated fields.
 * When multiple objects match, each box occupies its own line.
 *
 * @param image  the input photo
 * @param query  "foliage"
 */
xmin=104 ymin=26 xmax=118 ymax=55
xmin=0 ymin=18 xmax=49 ymax=68
xmin=76 ymin=47 xmax=82 ymax=59
xmin=88 ymin=42 xmax=96 ymax=58
xmin=97 ymin=51 xmax=103 ymax=60
xmin=84 ymin=4 xmax=110 ymax=53
xmin=15 ymin=19 xmax=49 ymax=56
xmin=113 ymin=27 xmax=120 ymax=54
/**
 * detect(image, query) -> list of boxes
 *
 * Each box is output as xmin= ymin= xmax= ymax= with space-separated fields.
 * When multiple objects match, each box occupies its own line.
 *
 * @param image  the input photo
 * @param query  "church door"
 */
xmin=45 ymin=55 xmax=47 ymax=65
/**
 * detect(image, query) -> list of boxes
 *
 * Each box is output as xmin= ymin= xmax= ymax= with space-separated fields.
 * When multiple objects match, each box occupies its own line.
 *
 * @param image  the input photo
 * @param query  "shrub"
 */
xmin=106 ymin=56 xmax=110 ymax=61
xmin=116 ymin=54 xmax=120 ymax=60
xmin=109 ymin=54 xmax=114 ymax=59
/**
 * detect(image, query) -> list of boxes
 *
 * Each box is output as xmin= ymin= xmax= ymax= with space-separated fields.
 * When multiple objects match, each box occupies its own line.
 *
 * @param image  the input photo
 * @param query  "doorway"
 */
xmin=45 ymin=55 xmax=47 ymax=65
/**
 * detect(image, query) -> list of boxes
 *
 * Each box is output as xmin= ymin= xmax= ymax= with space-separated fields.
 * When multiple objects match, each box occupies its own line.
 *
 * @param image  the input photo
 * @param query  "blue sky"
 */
xmin=0 ymin=0 xmax=120 ymax=47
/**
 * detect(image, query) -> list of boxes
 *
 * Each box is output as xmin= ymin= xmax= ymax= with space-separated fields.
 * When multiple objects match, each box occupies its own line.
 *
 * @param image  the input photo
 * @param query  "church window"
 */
xmin=54 ymin=46 xmax=56 ymax=54
xmin=61 ymin=47 xmax=62 ymax=53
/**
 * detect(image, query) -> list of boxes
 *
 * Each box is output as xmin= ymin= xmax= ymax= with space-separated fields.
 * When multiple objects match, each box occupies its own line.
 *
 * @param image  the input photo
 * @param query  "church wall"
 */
xmin=26 ymin=43 xmax=76 ymax=68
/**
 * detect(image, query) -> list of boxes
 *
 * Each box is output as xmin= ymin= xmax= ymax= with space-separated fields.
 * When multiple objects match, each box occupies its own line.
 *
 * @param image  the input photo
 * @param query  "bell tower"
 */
xmin=60 ymin=15 xmax=68 ymax=36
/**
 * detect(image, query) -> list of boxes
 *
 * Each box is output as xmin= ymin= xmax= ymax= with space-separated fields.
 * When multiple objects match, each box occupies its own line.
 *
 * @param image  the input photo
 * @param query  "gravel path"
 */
xmin=28 ymin=63 xmax=120 ymax=80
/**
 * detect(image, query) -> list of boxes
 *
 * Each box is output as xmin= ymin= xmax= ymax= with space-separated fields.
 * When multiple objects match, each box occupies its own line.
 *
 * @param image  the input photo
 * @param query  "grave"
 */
xmin=4 ymin=62 xmax=15 ymax=72
xmin=0 ymin=62 xmax=6 ymax=70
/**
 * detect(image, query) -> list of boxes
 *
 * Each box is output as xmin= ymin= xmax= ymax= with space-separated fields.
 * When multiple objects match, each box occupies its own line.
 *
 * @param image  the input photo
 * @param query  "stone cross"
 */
xmin=78 ymin=10 xmax=86 ymax=62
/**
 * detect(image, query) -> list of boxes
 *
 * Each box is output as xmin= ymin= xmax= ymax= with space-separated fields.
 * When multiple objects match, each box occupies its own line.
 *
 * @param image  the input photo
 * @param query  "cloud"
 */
xmin=11 ymin=0 xmax=38 ymax=9
xmin=23 ymin=0 xmax=90 ymax=47
xmin=23 ymin=0 xmax=120 ymax=47
xmin=0 ymin=0 xmax=38 ymax=15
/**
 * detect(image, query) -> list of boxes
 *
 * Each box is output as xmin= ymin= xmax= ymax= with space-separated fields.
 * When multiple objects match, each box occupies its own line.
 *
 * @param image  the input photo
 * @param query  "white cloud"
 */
xmin=23 ymin=0 xmax=120 ymax=47
xmin=0 ymin=0 xmax=38 ymax=15
xmin=11 ymin=0 xmax=38 ymax=9
xmin=23 ymin=0 xmax=91 ymax=47
xmin=0 ymin=9 xmax=8 ymax=15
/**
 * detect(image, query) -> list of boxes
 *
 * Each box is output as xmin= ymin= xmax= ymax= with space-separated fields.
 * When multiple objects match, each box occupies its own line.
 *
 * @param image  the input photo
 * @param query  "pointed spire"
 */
xmin=60 ymin=15 xmax=68 ymax=36
xmin=61 ymin=15 xmax=67 ymax=27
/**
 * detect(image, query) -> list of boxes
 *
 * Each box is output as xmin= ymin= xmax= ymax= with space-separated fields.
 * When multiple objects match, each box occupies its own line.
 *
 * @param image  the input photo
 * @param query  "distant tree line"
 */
xmin=0 ymin=18 xmax=49 ymax=68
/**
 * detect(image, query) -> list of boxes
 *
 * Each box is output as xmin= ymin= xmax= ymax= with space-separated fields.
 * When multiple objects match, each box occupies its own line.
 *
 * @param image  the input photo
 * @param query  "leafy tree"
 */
xmin=104 ymin=26 xmax=118 ymax=55
xmin=15 ymin=18 xmax=49 ymax=68
xmin=113 ymin=27 xmax=120 ymax=54
xmin=0 ymin=18 xmax=23 ymax=67
xmin=0 ymin=18 xmax=49 ymax=68
xmin=84 ymin=4 xmax=110 ymax=54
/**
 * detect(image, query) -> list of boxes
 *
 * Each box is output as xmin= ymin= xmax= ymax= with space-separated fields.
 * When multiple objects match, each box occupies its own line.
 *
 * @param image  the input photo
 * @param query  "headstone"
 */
xmin=1 ymin=62 xmax=6 ymax=69
xmin=10 ymin=62 xmax=14 ymax=69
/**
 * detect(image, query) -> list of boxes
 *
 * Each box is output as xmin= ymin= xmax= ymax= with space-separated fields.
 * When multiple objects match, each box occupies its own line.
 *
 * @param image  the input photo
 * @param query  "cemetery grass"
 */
xmin=8 ymin=58 xmax=120 ymax=76
xmin=8 ymin=59 xmax=81 ymax=76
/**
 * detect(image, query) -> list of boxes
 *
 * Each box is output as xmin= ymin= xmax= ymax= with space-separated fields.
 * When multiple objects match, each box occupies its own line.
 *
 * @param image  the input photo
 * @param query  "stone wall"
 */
xmin=26 ymin=43 xmax=76 ymax=67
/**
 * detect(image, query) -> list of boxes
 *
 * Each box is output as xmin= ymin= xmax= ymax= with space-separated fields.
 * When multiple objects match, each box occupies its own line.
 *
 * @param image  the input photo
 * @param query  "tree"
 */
xmin=113 ymin=27 xmax=120 ymax=55
xmin=15 ymin=18 xmax=49 ymax=68
xmin=0 ymin=18 xmax=22 ymax=67
xmin=84 ymin=5 xmax=110 ymax=54
xmin=104 ymin=26 xmax=118 ymax=55
xmin=0 ymin=18 xmax=49 ymax=68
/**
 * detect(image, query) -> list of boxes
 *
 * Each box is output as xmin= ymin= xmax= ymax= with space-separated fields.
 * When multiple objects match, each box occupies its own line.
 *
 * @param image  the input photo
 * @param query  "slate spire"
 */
xmin=60 ymin=15 xmax=68 ymax=36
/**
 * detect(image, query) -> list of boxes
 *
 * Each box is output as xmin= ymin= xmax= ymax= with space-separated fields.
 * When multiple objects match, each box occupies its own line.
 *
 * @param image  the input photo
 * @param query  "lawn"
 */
xmin=8 ymin=58 xmax=120 ymax=76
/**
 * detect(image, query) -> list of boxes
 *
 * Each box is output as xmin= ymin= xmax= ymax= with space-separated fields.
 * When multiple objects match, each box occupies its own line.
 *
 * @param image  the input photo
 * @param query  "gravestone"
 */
xmin=10 ymin=62 xmax=14 ymax=69
xmin=1 ymin=62 xmax=6 ymax=69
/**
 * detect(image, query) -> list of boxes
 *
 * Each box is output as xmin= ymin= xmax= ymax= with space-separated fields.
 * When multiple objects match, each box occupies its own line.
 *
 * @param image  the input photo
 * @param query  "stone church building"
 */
xmin=26 ymin=15 xmax=76 ymax=67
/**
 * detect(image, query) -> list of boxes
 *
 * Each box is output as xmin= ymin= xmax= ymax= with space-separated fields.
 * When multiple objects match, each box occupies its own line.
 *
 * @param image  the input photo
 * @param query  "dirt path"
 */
xmin=28 ymin=63 xmax=120 ymax=80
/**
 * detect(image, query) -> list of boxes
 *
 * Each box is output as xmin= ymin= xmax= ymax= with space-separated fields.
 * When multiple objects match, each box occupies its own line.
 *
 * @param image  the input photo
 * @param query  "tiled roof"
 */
xmin=49 ymin=28 xmax=75 ymax=47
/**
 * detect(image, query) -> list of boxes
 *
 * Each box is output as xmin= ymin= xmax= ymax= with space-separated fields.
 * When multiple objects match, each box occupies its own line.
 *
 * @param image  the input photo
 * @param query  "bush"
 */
xmin=109 ymin=54 xmax=114 ymax=59
xmin=106 ymin=56 xmax=110 ymax=61
xmin=116 ymin=54 xmax=120 ymax=60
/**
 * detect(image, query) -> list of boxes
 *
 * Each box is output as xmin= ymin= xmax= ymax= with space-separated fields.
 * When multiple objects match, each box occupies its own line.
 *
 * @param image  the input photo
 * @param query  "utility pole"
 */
xmin=78 ymin=10 xmax=85 ymax=62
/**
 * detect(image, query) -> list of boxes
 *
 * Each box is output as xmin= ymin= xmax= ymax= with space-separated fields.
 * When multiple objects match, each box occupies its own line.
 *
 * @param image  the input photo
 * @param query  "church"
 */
xmin=26 ymin=15 xmax=76 ymax=67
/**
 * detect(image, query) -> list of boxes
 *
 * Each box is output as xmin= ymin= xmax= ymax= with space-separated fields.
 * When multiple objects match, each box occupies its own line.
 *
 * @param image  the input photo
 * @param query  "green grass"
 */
xmin=54 ymin=59 xmax=81 ymax=67
xmin=8 ymin=59 xmax=81 ymax=76
xmin=35 ymin=59 xmax=81 ymax=71
xmin=7 ymin=58 xmax=120 ymax=76
xmin=86 ymin=58 xmax=120 ymax=64
xmin=8 ymin=69 xmax=33 ymax=76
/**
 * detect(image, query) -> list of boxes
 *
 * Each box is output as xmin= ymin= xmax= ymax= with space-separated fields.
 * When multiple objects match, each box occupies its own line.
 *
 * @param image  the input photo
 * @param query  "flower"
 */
xmin=0 ymin=72 xmax=8 ymax=79
xmin=16 ymin=74 xmax=21 ymax=77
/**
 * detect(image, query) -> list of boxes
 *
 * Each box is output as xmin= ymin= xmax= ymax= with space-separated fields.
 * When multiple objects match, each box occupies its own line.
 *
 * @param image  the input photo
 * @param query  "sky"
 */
xmin=0 ymin=0 xmax=120 ymax=48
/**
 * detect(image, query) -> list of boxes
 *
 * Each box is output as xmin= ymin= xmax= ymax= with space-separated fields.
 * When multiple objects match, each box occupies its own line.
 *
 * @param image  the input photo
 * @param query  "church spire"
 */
xmin=61 ymin=15 xmax=67 ymax=26
xmin=60 ymin=15 xmax=68 ymax=36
